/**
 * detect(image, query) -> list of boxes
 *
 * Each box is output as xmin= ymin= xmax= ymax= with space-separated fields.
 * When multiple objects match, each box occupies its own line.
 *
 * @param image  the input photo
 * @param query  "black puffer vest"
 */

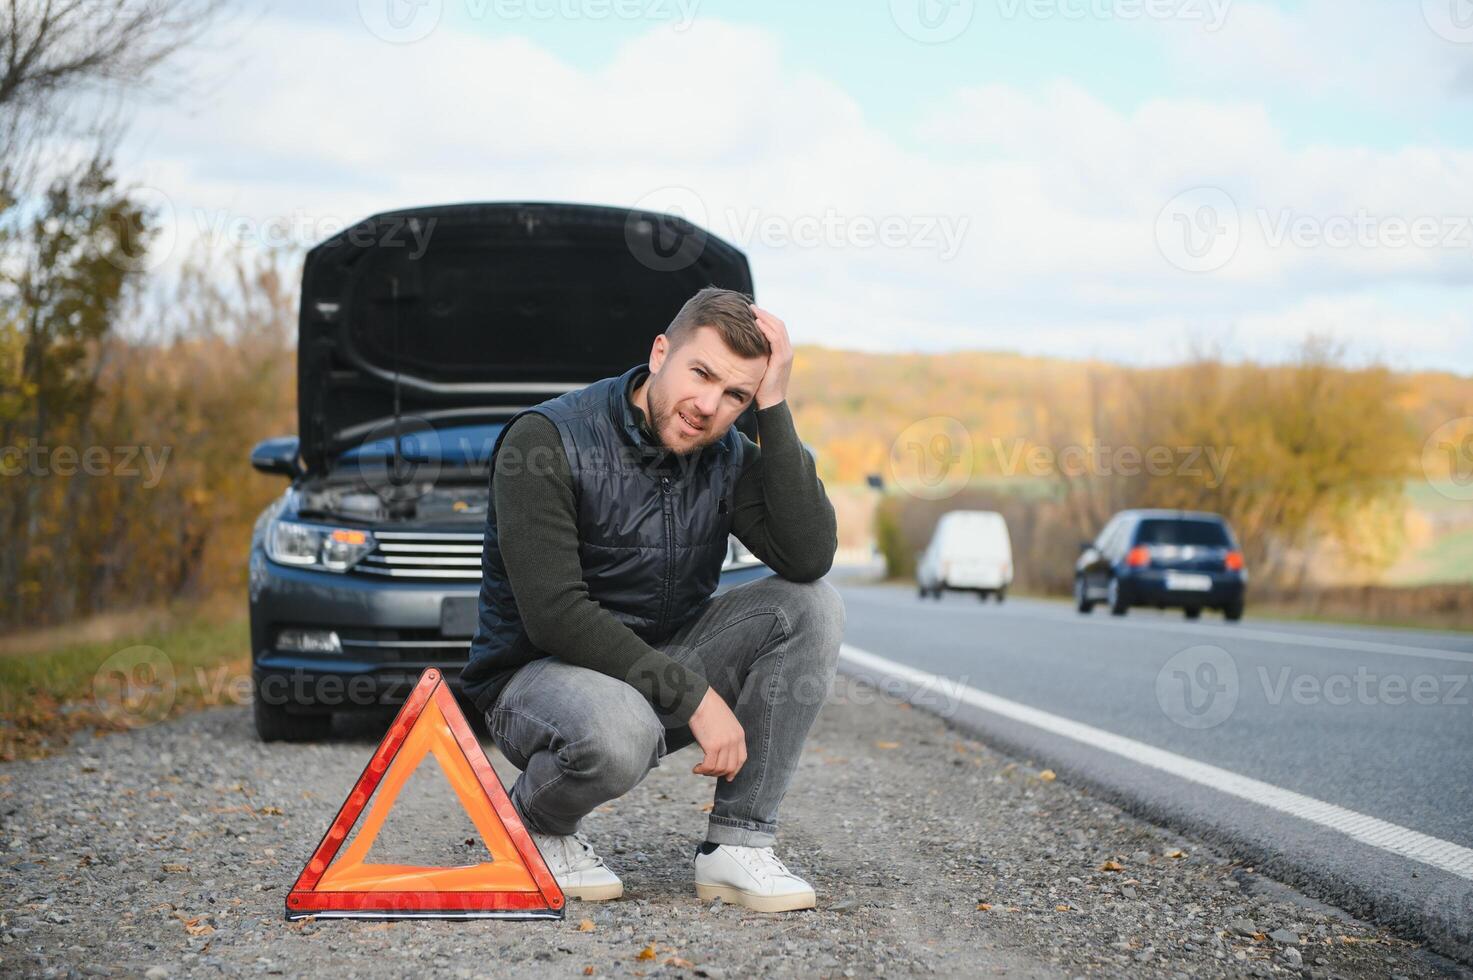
xmin=462 ymin=363 xmax=745 ymax=713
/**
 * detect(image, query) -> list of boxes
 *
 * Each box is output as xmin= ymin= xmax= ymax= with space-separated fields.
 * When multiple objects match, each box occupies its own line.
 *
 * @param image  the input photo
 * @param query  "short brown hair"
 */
xmin=665 ymin=286 xmax=769 ymax=360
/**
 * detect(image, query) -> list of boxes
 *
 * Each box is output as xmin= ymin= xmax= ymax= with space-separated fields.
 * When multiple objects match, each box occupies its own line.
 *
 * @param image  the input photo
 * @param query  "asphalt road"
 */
xmin=828 ymin=568 xmax=1473 ymax=963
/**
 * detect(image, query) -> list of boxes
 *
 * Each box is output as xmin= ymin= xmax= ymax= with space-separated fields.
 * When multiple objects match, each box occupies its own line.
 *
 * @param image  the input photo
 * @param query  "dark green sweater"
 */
xmin=492 ymin=369 xmax=837 ymax=725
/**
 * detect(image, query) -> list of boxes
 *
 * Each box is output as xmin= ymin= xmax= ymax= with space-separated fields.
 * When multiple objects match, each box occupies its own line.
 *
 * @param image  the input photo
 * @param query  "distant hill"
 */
xmin=787 ymin=345 xmax=1473 ymax=586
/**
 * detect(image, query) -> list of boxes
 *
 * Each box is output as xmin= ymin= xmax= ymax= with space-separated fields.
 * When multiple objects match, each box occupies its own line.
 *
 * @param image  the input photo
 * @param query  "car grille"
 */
xmin=336 ymin=627 xmax=471 ymax=665
xmin=354 ymin=530 xmax=484 ymax=581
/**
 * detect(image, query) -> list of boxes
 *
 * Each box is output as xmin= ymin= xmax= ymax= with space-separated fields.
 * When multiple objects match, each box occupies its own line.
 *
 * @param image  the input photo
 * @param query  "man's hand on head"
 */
xmin=750 ymin=304 xmax=793 ymax=411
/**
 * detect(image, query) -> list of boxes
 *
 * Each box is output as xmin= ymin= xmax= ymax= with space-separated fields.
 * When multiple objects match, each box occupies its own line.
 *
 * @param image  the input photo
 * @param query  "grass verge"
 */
xmin=0 ymin=599 xmax=250 ymax=762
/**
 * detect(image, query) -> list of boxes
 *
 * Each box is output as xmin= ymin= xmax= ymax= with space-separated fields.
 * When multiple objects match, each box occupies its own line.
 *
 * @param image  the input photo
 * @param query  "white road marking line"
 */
xmin=839 ymin=643 xmax=1473 ymax=881
xmin=844 ymin=584 xmax=1473 ymax=665
xmin=1066 ymin=616 xmax=1473 ymax=666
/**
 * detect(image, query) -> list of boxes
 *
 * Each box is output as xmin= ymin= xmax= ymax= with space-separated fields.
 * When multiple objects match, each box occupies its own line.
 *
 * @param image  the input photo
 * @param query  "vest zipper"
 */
xmin=659 ymin=474 xmax=674 ymax=633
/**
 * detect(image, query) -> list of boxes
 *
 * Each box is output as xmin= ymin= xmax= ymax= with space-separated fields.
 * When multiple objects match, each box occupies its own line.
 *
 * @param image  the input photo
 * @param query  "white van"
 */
xmin=916 ymin=510 xmax=1014 ymax=602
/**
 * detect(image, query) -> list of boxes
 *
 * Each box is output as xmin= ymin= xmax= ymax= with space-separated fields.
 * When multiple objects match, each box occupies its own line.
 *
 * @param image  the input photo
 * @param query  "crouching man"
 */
xmin=461 ymin=287 xmax=845 ymax=912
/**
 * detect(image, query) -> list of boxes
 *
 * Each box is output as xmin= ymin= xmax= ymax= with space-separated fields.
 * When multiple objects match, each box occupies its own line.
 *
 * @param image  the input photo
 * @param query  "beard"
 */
xmin=646 ymin=376 xmax=718 ymax=456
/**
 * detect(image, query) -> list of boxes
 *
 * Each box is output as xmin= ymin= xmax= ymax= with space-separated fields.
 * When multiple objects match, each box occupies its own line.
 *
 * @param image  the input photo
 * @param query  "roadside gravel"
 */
xmin=0 ymin=672 xmax=1466 ymax=978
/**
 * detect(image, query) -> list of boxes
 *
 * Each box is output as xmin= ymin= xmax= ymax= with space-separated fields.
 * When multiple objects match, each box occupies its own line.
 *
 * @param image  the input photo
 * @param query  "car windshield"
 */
xmin=1135 ymin=519 xmax=1231 ymax=547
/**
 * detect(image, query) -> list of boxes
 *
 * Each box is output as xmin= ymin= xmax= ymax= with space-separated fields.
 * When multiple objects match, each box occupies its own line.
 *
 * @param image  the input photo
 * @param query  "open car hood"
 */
xmin=296 ymin=201 xmax=755 ymax=475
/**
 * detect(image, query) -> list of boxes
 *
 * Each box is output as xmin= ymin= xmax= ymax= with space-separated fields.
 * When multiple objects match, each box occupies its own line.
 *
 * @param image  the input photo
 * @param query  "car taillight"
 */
xmin=1225 ymin=551 xmax=1244 ymax=571
xmin=1126 ymin=546 xmax=1150 ymax=567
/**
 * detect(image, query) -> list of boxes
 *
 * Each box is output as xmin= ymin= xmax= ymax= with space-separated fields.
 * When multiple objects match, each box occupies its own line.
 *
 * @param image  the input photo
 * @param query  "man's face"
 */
xmin=643 ymin=325 xmax=767 ymax=456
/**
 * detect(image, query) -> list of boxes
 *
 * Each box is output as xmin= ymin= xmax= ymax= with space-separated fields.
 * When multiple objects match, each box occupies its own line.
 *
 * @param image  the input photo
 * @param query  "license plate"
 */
xmin=440 ymin=597 xmax=479 ymax=637
xmin=1165 ymin=572 xmax=1212 ymax=592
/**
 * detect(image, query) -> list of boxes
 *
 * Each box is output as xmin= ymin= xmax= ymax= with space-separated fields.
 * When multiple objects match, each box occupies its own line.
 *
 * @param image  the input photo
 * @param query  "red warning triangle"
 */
xmin=286 ymin=667 xmax=564 ymax=920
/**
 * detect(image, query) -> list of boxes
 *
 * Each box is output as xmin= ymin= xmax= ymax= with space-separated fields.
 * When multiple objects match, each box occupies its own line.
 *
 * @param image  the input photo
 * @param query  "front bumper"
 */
xmin=250 ymin=555 xmax=476 ymax=714
xmin=249 ymin=553 xmax=777 ymax=714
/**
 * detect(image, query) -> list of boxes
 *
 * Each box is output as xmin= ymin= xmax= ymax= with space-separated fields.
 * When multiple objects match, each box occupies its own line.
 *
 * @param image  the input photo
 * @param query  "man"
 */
xmin=461 ymin=286 xmax=845 ymax=913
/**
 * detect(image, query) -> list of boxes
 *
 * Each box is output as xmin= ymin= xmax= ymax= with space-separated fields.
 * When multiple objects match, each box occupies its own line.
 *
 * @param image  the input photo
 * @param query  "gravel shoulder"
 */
xmin=1 ymin=673 xmax=1467 ymax=979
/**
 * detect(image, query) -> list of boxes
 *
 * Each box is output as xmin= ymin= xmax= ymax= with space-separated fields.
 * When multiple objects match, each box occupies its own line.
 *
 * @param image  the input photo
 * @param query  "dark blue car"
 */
xmin=1074 ymin=509 xmax=1247 ymax=621
xmin=246 ymin=202 xmax=770 ymax=741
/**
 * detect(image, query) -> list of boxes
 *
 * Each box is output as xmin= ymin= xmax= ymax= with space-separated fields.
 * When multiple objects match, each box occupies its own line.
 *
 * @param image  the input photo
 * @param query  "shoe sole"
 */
xmin=694 ymin=883 xmax=816 ymax=912
xmin=561 ymin=881 xmax=624 ymax=901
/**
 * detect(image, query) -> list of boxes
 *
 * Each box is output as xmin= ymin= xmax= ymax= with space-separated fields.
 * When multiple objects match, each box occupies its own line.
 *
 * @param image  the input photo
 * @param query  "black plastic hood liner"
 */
xmin=296 ymin=201 xmax=754 ymax=474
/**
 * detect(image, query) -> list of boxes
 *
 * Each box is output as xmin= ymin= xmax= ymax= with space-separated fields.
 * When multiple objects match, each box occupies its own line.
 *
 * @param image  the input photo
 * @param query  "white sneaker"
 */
xmin=692 ymin=843 xmax=817 ymax=912
xmin=528 ymin=829 xmax=623 ymax=901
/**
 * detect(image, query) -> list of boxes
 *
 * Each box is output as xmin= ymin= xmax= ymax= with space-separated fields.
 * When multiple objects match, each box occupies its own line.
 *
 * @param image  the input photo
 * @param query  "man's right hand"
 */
xmin=687 ymin=686 xmax=746 ymax=782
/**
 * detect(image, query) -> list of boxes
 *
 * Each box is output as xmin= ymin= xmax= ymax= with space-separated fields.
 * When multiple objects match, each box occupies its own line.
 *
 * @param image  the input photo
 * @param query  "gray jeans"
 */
xmin=485 ymin=574 xmax=846 ymax=848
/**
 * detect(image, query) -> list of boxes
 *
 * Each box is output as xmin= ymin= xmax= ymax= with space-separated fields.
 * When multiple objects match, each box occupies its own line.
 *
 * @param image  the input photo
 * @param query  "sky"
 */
xmin=108 ymin=0 xmax=1473 ymax=373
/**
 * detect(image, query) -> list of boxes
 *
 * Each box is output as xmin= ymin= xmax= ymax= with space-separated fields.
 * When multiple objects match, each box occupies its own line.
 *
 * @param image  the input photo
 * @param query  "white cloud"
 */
xmin=1168 ymin=0 xmax=1473 ymax=105
xmin=109 ymin=10 xmax=1473 ymax=372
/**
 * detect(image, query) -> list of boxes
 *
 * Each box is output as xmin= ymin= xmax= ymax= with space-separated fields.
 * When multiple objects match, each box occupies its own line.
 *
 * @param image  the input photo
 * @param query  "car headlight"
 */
xmin=266 ymin=519 xmax=376 ymax=572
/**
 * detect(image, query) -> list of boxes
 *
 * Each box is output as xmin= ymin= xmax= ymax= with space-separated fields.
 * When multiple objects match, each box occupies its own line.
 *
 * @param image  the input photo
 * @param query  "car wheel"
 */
xmin=1184 ymin=606 xmax=1202 ymax=620
xmin=1074 ymin=577 xmax=1094 ymax=614
xmin=1107 ymin=576 xmax=1128 ymax=617
xmin=917 ymin=583 xmax=927 ymax=599
xmin=1223 ymin=600 xmax=1245 ymax=622
xmin=995 ymin=588 xmax=1006 ymax=604
xmin=254 ymin=697 xmax=332 ymax=742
